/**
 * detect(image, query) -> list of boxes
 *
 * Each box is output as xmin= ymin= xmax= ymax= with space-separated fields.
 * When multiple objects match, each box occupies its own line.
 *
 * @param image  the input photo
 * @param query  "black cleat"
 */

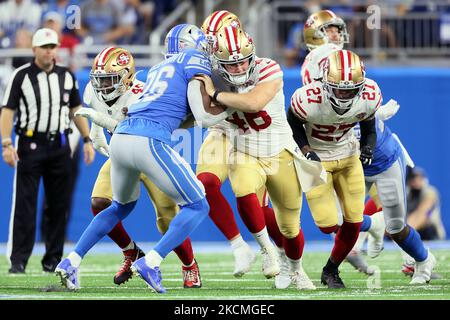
xmin=321 ymin=268 xmax=345 ymax=289
xmin=9 ymin=264 xmax=25 ymax=274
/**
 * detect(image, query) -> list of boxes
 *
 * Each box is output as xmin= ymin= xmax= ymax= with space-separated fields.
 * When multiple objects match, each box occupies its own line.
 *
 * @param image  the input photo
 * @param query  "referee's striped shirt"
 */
xmin=1 ymin=61 xmax=81 ymax=136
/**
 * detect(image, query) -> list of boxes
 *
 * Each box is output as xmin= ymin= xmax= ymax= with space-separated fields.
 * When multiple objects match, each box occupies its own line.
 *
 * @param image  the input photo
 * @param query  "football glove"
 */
xmin=305 ymin=151 xmax=321 ymax=162
xmin=377 ymin=99 xmax=399 ymax=121
xmin=89 ymin=123 xmax=110 ymax=157
xmin=360 ymin=145 xmax=373 ymax=166
xmin=75 ymin=107 xmax=119 ymax=132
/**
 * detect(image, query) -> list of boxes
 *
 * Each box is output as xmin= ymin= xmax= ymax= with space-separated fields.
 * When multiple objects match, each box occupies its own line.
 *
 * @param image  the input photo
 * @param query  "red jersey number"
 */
xmin=306 ymin=87 xmax=322 ymax=104
xmin=226 ymin=111 xmax=272 ymax=132
xmin=311 ymin=123 xmax=355 ymax=142
xmin=361 ymin=84 xmax=376 ymax=101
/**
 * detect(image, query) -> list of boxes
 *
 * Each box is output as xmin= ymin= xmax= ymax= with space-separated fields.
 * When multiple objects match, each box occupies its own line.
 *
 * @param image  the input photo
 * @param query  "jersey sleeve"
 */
xmin=83 ymin=83 xmax=94 ymax=108
xmin=366 ymin=80 xmax=383 ymax=119
xmin=257 ymin=58 xmax=283 ymax=83
xmin=184 ymin=50 xmax=212 ymax=80
xmin=289 ymin=88 xmax=308 ymax=122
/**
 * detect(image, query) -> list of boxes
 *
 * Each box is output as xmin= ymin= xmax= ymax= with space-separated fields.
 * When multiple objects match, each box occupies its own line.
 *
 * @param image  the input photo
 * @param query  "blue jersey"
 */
xmin=115 ymin=48 xmax=211 ymax=144
xmin=354 ymin=115 xmax=403 ymax=176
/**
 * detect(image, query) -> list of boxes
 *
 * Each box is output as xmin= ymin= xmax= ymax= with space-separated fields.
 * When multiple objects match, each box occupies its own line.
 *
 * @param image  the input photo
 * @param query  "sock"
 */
xmin=287 ymin=257 xmax=301 ymax=273
xmin=173 ymin=238 xmax=195 ymax=266
xmin=283 ymin=230 xmax=305 ymax=260
xmin=153 ymin=198 xmax=209 ymax=258
xmin=91 ymin=206 xmax=132 ymax=249
xmin=197 ymin=173 xmax=240 ymax=240
xmin=122 ymin=241 xmax=135 ymax=252
xmin=364 ymin=198 xmax=382 ymax=216
xmin=360 ymin=215 xmax=372 ymax=232
xmin=236 ymin=193 xmax=266 ymax=234
xmin=262 ymin=206 xmax=284 ymax=248
xmin=396 ymin=226 xmax=428 ymax=262
xmin=324 ymin=257 xmax=339 ymax=272
xmin=75 ymin=201 xmax=136 ymax=257
xmin=252 ymin=227 xmax=273 ymax=250
xmin=67 ymin=252 xmax=82 ymax=268
xmin=230 ymin=235 xmax=247 ymax=250
xmin=145 ymin=250 xmax=163 ymax=269
xmin=330 ymin=221 xmax=362 ymax=266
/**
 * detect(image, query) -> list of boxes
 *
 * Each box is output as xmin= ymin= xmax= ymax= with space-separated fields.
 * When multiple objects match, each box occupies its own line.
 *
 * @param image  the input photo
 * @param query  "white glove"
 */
xmin=376 ymin=99 xmax=400 ymax=121
xmin=90 ymin=123 xmax=110 ymax=157
xmin=75 ymin=107 xmax=119 ymax=132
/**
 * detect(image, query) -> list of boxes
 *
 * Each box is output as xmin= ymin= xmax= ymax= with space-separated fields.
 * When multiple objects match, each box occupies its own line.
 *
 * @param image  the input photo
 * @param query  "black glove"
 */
xmin=360 ymin=145 xmax=373 ymax=166
xmin=305 ymin=151 xmax=321 ymax=162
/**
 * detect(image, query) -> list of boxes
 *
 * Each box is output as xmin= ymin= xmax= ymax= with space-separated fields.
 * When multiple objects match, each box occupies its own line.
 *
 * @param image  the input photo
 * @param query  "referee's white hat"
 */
xmin=32 ymin=28 xmax=60 ymax=47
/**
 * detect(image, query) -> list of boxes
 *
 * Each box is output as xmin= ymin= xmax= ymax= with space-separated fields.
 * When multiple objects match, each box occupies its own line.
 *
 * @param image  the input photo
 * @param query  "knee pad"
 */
xmin=386 ymin=217 xmax=405 ymax=235
xmin=377 ymin=179 xmax=401 ymax=207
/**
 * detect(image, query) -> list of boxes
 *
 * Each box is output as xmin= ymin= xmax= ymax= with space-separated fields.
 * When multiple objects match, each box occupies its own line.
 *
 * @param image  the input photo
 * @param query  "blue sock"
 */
xmin=396 ymin=226 xmax=428 ymax=262
xmin=360 ymin=215 xmax=372 ymax=232
xmin=74 ymin=200 xmax=136 ymax=257
xmin=154 ymin=197 xmax=209 ymax=258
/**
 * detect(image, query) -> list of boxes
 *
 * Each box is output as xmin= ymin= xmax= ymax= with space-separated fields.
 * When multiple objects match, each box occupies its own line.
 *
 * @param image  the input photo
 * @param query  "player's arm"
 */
xmin=195 ymin=74 xmax=282 ymax=113
xmin=359 ymin=117 xmax=377 ymax=165
xmin=89 ymin=122 xmax=110 ymax=157
xmin=407 ymin=190 xmax=437 ymax=229
xmin=187 ymin=79 xmax=233 ymax=127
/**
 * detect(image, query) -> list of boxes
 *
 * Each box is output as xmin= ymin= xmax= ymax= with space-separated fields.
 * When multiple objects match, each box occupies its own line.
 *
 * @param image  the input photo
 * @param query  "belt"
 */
xmin=19 ymin=129 xmax=71 ymax=144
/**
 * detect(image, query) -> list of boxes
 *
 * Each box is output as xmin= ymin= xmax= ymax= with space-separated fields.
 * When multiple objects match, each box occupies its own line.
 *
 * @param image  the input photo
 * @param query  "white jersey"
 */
xmin=222 ymin=57 xmax=294 ymax=157
xmin=301 ymin=43 xmax=341 ymax=85
xmin=290 ymin=78 xmax=382 ymax=161
xmin=83 ymin=80 xmax=145 ymax=122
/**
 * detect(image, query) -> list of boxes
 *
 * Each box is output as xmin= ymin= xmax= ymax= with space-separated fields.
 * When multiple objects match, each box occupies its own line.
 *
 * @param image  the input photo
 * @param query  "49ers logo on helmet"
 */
xmin=305 ymin=17 xmax=315 ymax=28
xmin=117 ymin=52 xmax=130 ymax=66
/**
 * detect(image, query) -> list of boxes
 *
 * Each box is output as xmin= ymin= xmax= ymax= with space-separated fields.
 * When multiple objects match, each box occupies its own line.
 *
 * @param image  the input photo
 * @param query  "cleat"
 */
xmin=367 ymin=211 xmax=385 ymax=258
xmin=291 ymin=266 xmax=316 ymax=290
xmin=261 ymin=246 xmax=280 ymax=279
xmin=113 ymin=245 xmax=145 ymax=285
xmin=8 ymin=264 xmax=25 ymax=274
xmin=321 ymin=268 xmax=345 ymax=289
xmin=274 ymin=249 xmax=291 ymax=289
xmin=182 ymin=259 xmax=202 ymax=288
xmin=55 ymin=258 xmax=80 ymax=290
xmin=402 ymin=264 xmax=415 ymax=277
xmin=346 ymin=250 xmax=375 ymax=276
xmin=410 ymin=251 xmax=437 ymax=285
xmin=131 ymin=257 xmax=166 ymax=293
xmin=232 ymin=243 xmax=256 ymax=278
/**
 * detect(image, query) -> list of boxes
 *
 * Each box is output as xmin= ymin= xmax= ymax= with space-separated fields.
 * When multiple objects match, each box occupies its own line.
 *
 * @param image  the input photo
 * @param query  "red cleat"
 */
xmin=114 ymin=245 xmax=145 ymax=285
xmin=182 ymin=259 xmax=202 ymax=288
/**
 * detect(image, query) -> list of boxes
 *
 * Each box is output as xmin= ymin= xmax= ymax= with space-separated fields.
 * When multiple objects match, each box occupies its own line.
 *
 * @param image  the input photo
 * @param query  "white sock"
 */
xmin=287 ymin=257 xmax=301 ymax=273
xmin=145 ymin=250 xmax=163 ymax=268
xmin=67 ymin=252 xmax=82 ymax=268
xmin=122 ymin=241 xmax=135 ymax=251
xmin=251 ymin=227 xmax=273 ymax=250
xmin=230 ymin=235 xmax=247 ymax=250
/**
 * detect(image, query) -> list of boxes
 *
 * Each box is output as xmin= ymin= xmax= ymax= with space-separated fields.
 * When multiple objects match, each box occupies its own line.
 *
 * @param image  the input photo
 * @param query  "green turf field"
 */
xmin=0 ymin=249 xmax=449 ymax=300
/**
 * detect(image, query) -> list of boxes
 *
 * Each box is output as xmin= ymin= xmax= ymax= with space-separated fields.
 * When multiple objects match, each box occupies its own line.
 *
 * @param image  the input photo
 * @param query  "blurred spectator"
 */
xmin=112 ymin=0 xmax=146 ymax=44
xmin=76 ymin=0 xmax=135 ymax=45
xmin=0 ymin=0 xmax=42 ymax=48
xmin=41 ymin=0 xmax=80 ymax=34
xmin=11 ymin=28 xmax=34 ymax=68
xmin=406 ymin=167 xmax=446 ymax=241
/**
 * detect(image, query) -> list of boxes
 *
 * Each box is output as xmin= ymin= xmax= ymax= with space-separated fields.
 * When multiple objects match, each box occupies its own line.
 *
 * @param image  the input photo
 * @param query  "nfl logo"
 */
xmin=356 ymin=113 xmax=367 ymax=120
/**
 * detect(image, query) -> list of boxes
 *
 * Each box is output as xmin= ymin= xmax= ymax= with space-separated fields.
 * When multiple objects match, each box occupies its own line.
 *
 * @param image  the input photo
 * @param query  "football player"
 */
xmin=55 ymin=24 xmax=233 ymax=293
xmin=196 ymin=26 xmax=326 ymax=289
xmin=288 ymin=50 xmax=379 ymax=288
xmin=71 ymin=47 xmax=202 ymax=288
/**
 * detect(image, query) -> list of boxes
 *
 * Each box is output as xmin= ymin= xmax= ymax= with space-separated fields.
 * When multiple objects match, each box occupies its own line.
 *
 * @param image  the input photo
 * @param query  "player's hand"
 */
xmin=91 ymin=133 xmax=110 ymax=157
xmin=83 ymin=142 xmax=95 ymax=165
xmin=305 ymin=151 xmax=321 ymax=162
xmin=377 ymin=99 xmax=399 ymax=121
xmin=74 ymin=107 xmax=95 ymax=120
xmin=360 ymin=145 xmax=373 ymax=166
xmin=2 ymin=145 xmax=19 ymax=167
xmin=194 ymin=74 xmax=216 ymax=97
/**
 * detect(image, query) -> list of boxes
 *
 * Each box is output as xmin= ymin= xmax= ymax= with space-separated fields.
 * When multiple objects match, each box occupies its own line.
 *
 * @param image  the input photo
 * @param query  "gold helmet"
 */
xmin=303 ymin=10 xmax=349 ymax=51
xmin=213 ymin=26 xmax=256 ymax=86
xmin=201 ymin=10 xmax=241 ymax=54
xmin=322 ymin=50 xmax=366 ymax=113
xmin=90 ymin=47 xmax=136 ymax=102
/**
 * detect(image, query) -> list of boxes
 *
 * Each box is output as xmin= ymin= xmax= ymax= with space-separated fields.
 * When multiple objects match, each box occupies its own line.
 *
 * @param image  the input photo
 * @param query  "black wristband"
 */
xmin=212 ymin=90 xmax=222 ymax=102
xmin=83 ymin=136 xmax=92 ymax=143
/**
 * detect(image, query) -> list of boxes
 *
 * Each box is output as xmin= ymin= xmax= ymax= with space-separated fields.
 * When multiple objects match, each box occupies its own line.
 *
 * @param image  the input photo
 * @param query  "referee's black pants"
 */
xmin=8 ymin=134 xmax=72 ymax=270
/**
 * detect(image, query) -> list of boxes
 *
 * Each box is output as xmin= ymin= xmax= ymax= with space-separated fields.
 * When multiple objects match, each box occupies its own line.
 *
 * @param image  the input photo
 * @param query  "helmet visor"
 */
xmin=90 ymin=73 xmax=120 ymax=95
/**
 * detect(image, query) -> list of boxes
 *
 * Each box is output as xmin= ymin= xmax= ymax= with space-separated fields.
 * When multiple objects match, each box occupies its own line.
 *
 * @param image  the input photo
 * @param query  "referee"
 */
xmin=0 ymin=28 xmax=95 ymax=273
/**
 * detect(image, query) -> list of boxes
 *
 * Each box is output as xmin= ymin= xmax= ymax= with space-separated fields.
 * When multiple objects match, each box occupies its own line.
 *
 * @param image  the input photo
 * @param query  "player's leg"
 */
xmin=265 ymin=150 xmax=315 ymax=290
xmin=141 ymin=175 xmax=201 ymax=288
xmin=228 ymin=150 xmax=279 ymax=279
xmin=374 ymin=154 xmax=436 ymax=284
xmin=91 ymin=159 xmax=145 ymax=285
xmin=197 ymin=132 xmax=255 ymax=277
xmin=132 ymin=138 xmax=210 ymax=293
xmin=56 ymin=134 xmax=142 ymax=290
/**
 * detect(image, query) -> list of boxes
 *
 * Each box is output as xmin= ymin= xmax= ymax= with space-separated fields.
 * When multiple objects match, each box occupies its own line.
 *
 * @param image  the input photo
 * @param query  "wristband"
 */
xmin=212 ymin=90 xmax=222 ymax=102
xmin=83 ymin=136 xmax=92 ymax=143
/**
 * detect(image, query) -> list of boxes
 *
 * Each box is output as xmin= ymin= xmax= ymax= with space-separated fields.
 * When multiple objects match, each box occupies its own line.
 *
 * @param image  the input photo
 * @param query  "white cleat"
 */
xmin=261 ymin=246 xmax=280 ymax=279
xmin=274 ymin=248 xmax=291 ymax=289
xmin=232 ymin=244 xmax=256 ymax=278
xmin=367 ymin=211 xmax=386 ymax=258
xmin=291 ymin=266 xmax=316 ymax=290
xmin=410 ymin=251 xmax=437 ymax=285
